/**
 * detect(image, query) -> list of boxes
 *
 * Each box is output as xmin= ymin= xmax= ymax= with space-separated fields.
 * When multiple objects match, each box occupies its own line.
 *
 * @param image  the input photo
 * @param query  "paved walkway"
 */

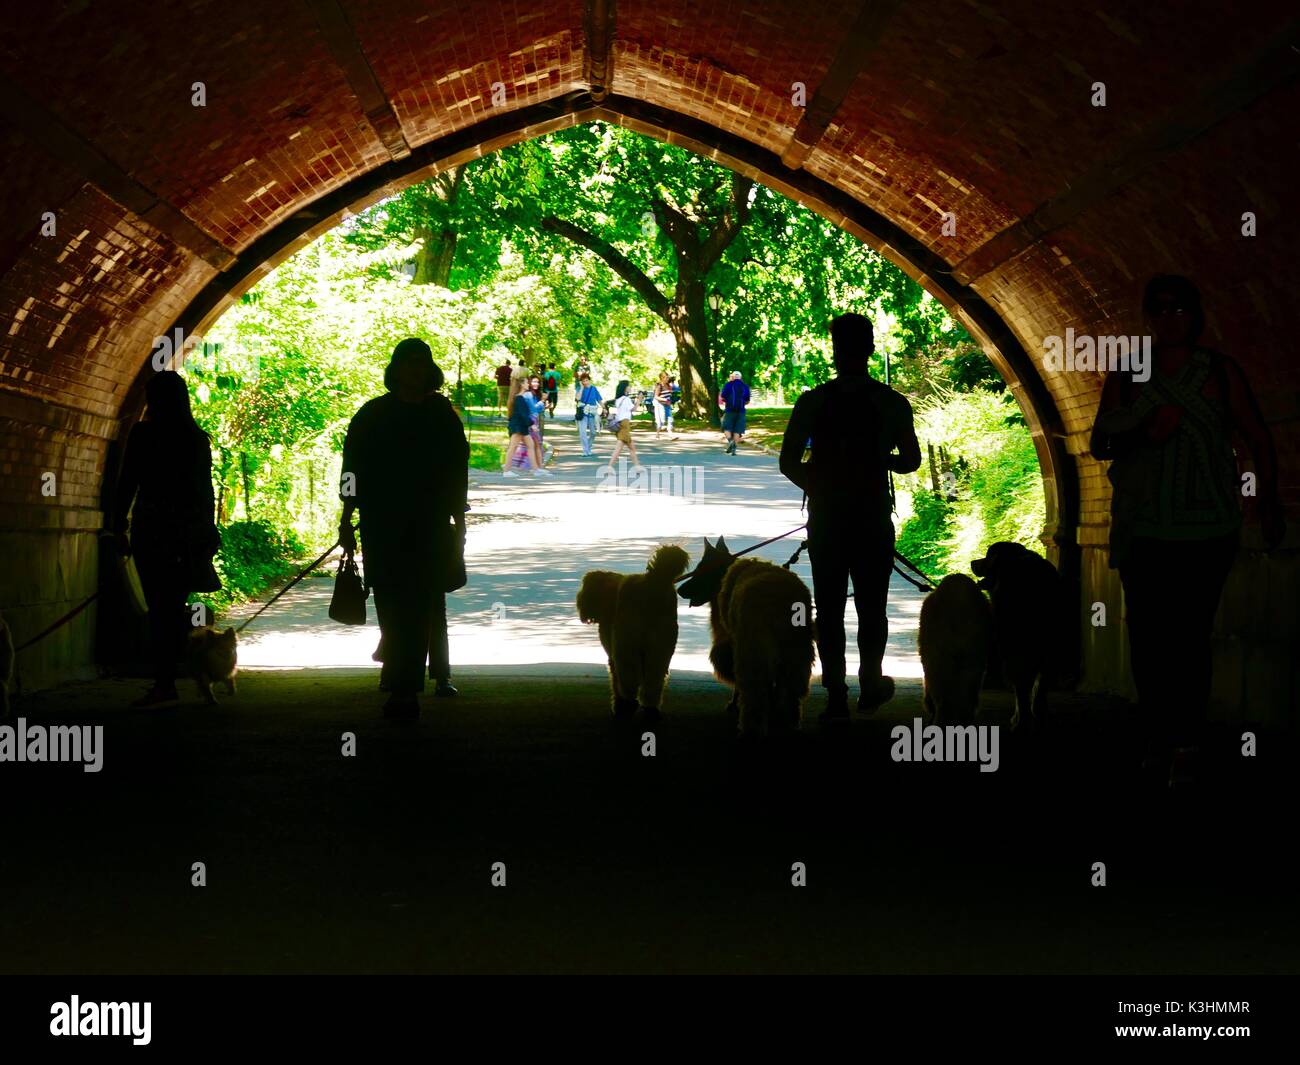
xmin=230 ymin=408 xmax=925 ymax=680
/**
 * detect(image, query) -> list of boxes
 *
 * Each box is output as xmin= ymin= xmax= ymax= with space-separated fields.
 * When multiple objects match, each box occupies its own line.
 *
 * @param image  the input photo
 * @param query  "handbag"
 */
xmin=441 ymin=522 xmax=468 ymax=593
xmin=185 ymin=520 xmax=222 ymax=593
xmin=329 ymin=548 xmax=368 ymax=625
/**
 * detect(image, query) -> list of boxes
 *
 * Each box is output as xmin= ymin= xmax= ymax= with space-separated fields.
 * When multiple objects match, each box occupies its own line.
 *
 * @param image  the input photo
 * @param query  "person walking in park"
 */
xmin=720 ymin=370 xmax=750 ymax=454
xmin=608 ymin=379 xmax=642 ymax=470
xmin=503 ymin=367 xmax=548 ymax=477
xmin=494 ymin=358 xmax=513 ymax=412
xmin=339 ymin=338 xmax=469 ymax=718
xmin=113 ymin=370 xmax=222 ymax=707
xmin=653 ymin=371 xmax=676 ymax=439
xmin=779 ymin=313 xmax=921 ymax=723
xmin=576 ymin=371 xmax=603 ymax=456
xmin=543 ymin=364 xmax=561 ymax=416
xmin=1090 ymin=275 xmax=1284 ymax=787
xmin=528 ymin=373 xmax=555 ymax=465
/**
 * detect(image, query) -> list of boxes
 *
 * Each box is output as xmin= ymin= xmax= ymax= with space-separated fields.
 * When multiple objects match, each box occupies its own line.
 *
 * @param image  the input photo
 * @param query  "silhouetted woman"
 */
xmin=113 ymin=370 xmax=220 ymax=707
xmin=339 ymin=339 xmax=468 ymax=719
xmin=1090 ymin=275 xmax=1284 ymax=785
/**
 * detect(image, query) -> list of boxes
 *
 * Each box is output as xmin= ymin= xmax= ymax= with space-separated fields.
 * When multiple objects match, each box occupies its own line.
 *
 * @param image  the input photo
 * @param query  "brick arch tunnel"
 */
xmin=1 ymin=1 xmax=1296 ymax=718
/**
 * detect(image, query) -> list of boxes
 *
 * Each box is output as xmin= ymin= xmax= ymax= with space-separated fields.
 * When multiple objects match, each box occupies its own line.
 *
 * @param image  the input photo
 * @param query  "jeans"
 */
xmin=806 ymin=514 xmax=895 ymax=691
xmin=579 ymin=414 xmax=598 ymax=454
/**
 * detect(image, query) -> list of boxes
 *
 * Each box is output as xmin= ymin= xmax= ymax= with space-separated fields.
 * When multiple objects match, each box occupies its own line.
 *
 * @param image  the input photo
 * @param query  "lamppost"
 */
xmin=707 ymin=290 xmax=723 ymax=424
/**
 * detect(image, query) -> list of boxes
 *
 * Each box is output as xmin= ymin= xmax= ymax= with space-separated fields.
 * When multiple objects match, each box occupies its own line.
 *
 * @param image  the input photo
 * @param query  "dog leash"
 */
xmin=234 ymin=540 xmax=342 ymax=635
xmin=12 ymin=593 xmax=99 ymax=652
xmin=891 ymin=553 xmax=937 ymax=593
xmin=673 ymin=523 xmax=809 ymax=585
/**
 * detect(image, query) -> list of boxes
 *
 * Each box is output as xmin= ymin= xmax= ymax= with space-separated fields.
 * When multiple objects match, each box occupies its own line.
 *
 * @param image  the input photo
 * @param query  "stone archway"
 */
xmin=1 ymin=2 xmax=1295 ymax=714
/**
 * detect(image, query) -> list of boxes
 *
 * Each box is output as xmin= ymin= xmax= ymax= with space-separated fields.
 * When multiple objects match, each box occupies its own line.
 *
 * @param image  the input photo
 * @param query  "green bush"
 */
xmin=202 ymin=519 xmax=306 ymax=613
xmin=895 ymin=488 xmax=952 ymax=580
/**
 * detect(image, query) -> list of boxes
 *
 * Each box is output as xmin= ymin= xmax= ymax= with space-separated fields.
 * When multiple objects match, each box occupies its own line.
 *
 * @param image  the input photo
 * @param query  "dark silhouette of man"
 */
xmin=339 ymin=338 xmax=468 ymax=719
xmin=780 ymin=313 xmax=921 ymax=722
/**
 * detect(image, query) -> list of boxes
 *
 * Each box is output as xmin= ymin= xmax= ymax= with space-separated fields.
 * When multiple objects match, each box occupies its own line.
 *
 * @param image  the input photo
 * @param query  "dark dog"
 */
xmin=970 ymin=542 xmax=1062 ymax=731
xmin=187 ymin=626 xmax=238 ymax=705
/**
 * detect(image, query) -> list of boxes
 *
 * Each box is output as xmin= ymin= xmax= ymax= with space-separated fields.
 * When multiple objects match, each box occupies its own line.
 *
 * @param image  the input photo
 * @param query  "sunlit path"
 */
xmin=229 ymin=414 xmax=925 ymax=680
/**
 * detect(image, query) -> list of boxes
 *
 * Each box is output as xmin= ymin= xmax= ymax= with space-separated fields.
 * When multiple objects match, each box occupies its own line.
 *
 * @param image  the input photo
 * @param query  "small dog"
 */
xmin=918 ymin=573 xmax=993 ymax=726
xmin=0 ymin=611 xmax=14 ymax=718
xmin=187 ymin=626 xmax=238 ymax=704
xmin=679 ymin=538 xmax=816 ymax=737
xmin=576 ymin=544 xmax=690 ymax=718
xmin=970 ymin=541 xmax=1062 ymax=731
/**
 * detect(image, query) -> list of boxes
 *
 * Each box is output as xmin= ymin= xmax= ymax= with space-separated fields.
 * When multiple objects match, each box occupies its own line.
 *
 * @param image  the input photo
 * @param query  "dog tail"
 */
xmin=646 ymin=544 xmax=690 ymax=584
xmin=576 ymin=570 xmax=623 ymax=625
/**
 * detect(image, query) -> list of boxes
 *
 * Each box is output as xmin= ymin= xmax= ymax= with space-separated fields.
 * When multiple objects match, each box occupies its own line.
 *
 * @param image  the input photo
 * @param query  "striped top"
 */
xmin=1099 ymin=347 xmax=1241 ymax=544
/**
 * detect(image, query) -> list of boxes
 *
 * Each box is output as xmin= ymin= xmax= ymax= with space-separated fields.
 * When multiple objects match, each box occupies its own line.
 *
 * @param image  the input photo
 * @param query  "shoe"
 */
xmin=131 ymin=685 xmax=180 ymax=708
xmin=383 ymin=695 xmax=419 ymax=720
xmin=502 ymin=469 xmax=519 ymax=478
xmin=818 ymin=688 xmax=850 ymax=725
xmin=434 ymin=680 xmax=458 ymax=697
xmin=533 ymin=468 xmax=553 ymax=477
xmin=858 ymin=676 xmax=895 ymax=715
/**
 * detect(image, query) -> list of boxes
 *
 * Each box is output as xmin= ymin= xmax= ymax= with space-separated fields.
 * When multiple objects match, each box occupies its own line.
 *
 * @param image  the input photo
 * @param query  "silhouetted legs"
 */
xmin=134 ymin=549 xmax=189 ymax=692
xmin=1120 ymin=532 xmax=1237 ymax=755
xmin=372 ymin=578 xmax=434 ymax=698
xmin=427 ymin=591 xmax=449 ymax=683
xmin=808 ymin=516 xmax=895 ymax=696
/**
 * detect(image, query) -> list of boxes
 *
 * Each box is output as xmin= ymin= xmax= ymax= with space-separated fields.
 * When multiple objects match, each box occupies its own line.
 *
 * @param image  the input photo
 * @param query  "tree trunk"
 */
xmin=413 ymin=166 xmax=464 ymax=287
xmin=414 ymin=226 xmax=458 ymax=286
xmin=667 ymin=286 xmax=719 ymax=425
xmin=240 ymin=452 xmax=252 ymax=518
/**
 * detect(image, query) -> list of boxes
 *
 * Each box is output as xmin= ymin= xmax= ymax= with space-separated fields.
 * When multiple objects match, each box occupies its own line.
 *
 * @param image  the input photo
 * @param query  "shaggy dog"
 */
xmin=679 ymin=538 xmax=816 ymax=737
xmin=970 ymin=541 xmax=1062 ymax=731
xmin=918 ymin=574 xmax=993 ymax=726
xmin=576 ymin=544 xmax=690 ymax=719
xmin=186 ymin=626 xmax=239 ymax=705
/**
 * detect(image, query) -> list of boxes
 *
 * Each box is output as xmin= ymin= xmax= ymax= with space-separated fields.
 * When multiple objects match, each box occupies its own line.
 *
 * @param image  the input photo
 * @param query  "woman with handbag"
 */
xmin=575 ymin=371 xmax=602 ymax=456
xmin=607 ymin=380 xmax=642 ymax=470
xmin=339 ymin=339 xmax=468 ymax=719
xmin=112 ymin=370 xmax=221 ymax=707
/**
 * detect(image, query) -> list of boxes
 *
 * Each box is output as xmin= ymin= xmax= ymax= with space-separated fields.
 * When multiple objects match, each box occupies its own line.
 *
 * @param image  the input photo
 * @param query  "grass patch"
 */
xmin=470 ymin=441 xmax=505 ymax=470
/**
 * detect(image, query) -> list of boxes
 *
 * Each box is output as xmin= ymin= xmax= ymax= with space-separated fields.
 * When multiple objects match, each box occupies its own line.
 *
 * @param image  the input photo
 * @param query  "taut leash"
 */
xmin=234 ymin=540 xmax=341 ymax=635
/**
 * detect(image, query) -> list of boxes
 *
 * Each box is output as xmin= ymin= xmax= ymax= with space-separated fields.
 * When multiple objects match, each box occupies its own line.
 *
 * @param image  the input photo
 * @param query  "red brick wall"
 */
xmin=0 ymin=1 xmax=1294 ymax=714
